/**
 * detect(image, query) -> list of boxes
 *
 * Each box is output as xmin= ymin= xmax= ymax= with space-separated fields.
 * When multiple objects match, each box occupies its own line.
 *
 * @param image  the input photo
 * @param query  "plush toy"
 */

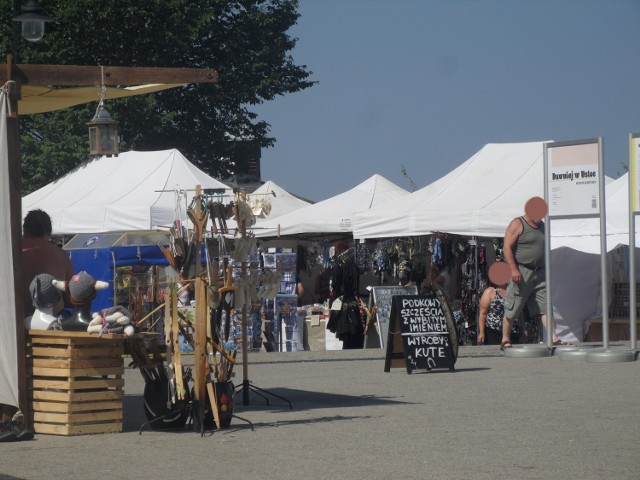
xmin=61 ymin=270 xmax=110 ymax=306
xmin=51 ymin=270 xmax=110 ymax=331
xmin=25 ymin=273 xmax=66 ymax=330
xmin=88 ymin=306 xmax=135 ymax=336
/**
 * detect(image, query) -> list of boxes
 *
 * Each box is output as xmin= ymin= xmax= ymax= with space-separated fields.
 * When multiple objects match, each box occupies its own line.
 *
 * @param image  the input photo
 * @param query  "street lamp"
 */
xmin=12 ymin=0 xmax=53 ymax=43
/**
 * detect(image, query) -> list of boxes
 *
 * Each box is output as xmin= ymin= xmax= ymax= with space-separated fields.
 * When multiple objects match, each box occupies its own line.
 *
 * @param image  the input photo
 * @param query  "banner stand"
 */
xmin=584 ymin=138 xmax=633 ymax=362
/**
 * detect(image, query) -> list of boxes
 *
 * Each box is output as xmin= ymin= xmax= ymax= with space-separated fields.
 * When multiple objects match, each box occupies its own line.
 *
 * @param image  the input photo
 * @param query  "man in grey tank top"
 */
xmin=500 ymin=210 xmax=564 ymax=349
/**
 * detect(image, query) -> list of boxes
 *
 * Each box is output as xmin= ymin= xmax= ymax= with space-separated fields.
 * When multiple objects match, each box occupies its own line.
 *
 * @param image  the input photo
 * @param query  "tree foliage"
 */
xmin=0 ymin=0 xmax=314 ymax=193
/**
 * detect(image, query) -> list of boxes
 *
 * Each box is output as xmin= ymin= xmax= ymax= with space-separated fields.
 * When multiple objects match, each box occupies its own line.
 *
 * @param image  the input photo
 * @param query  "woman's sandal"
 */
xmin=500 ymin=340 xmax=513 ymax=351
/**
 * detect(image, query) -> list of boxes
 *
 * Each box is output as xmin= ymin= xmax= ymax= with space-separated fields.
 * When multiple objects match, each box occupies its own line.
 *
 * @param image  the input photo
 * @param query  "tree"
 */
xmin=0 ymin=0 xmax=315 ymax=193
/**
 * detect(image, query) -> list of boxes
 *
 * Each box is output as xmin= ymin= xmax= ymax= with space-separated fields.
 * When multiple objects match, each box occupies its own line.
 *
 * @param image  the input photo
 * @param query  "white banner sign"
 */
xmin=546 ymin=141 xmax=600 ymax=217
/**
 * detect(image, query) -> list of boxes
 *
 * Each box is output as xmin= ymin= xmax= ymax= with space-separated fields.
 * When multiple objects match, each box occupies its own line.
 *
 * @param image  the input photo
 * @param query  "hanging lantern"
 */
xmin=87 ymin=102 xmax=120 ymax=157
xmin=12 ymin=0 xmax=53 ymax=43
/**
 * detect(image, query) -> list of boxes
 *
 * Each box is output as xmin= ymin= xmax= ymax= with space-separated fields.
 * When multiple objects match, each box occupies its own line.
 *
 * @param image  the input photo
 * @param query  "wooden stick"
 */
xmin=137 ymin=281 xmax=192 ymax=326
xmin=171 ymin=288 xmax=184 ymax=400
xmin=136 ymin=302 xmax=166 ymax=326
xmin=193 ymin=276 xmax=208 ymax=423
xmin=206 ymin=382 xmax=222 ymax=430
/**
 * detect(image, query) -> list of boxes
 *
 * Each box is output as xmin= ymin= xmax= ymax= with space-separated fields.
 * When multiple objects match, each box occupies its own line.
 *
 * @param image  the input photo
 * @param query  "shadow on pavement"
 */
xmin=233 ymin=387 xmax=415 ymax=412
xmin=122 ymin=387 xmax=413 ymax=433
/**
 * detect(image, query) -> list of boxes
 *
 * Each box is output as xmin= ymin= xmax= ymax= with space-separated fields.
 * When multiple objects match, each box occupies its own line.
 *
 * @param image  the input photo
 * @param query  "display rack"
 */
xmin=232 ymin=197 xmax=292 ymax=409
xmin=134 ymin=185 xmax=294 ymax=435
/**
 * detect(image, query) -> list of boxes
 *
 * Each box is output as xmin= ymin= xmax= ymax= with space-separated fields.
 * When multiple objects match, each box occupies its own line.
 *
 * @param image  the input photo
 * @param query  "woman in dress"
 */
xmin=477 ymin=280 xmax=519 ymax=345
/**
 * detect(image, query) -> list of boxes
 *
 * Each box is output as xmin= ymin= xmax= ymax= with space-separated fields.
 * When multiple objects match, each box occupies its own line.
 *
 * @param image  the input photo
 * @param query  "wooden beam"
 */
xmin=1 ymin=64 xmax=218 ymax=86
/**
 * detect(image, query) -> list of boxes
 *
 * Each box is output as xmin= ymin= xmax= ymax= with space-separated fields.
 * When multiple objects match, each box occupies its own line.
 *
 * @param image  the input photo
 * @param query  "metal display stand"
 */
xmin=232 ymin=198 xmax=292 ymax=409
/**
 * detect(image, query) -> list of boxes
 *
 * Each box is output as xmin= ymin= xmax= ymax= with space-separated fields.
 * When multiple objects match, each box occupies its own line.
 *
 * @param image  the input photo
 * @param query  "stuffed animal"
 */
xmin=56 ymin=270 xmax=110 ymax=306
xmin=88 ymin=306 xmax=135 ymax=336
xmin=25 ymin=273 xmax=66 ymax=330
xmin=51 ymin=270 xmax=110 ymax=331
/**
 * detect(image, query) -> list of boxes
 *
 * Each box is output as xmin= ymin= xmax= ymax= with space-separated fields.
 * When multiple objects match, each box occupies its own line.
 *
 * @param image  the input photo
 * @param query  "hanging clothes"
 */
xmin=326 ymin=253 xmax=364 ymax=349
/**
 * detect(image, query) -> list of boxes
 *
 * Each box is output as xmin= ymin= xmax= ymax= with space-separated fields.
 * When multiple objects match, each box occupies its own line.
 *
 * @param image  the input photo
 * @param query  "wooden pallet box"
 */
xmin=27 ymin=330 xmax=125 ymax=436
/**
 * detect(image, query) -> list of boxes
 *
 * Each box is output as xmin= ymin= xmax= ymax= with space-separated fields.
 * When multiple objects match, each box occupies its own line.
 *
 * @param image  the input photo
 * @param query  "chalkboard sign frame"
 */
xmin=370 ymin=285 xmax=418 ymax=349
xmin=384 ymin=289 xmax=458 ymax=374
xmin=431 ymin=283 xmax=459 ymax=358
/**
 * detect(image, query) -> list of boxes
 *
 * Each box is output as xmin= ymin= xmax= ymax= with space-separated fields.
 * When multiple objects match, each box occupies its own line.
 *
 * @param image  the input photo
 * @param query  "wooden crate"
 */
xmin=27 ymin=330 xmax=125 ymax=436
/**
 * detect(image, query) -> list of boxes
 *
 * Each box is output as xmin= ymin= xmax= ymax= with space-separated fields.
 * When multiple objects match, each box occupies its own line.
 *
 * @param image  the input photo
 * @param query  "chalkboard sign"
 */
xmin=370 ymin=285 xmax=418 ymax=348
xmin=384 ymin=292 xmax=457 ymax=374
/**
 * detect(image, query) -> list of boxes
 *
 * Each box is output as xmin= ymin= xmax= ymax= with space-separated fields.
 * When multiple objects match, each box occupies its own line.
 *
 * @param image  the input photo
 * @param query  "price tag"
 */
xmin=331 ymin=296 xmax=343 ymax=311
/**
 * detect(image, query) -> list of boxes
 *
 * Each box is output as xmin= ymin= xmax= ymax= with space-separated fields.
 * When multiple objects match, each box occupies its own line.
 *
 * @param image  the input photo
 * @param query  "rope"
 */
xmin=1 ymin=81 xmax=16 ymax=116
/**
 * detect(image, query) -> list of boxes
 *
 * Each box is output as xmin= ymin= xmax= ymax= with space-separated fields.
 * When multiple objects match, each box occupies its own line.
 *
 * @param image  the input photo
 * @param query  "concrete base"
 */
xmin=503 ymin=344 xmax=551 ymax=358
xmin=556 ymin=346 xmax=596 ymax=361
xmin=586 ymin=348 xmax=636 ymax=363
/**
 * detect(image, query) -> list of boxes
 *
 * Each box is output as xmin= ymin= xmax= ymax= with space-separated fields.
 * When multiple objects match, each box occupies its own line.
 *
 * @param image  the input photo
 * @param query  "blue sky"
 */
xmin=255 ymin=0 xmax=640 ymax=202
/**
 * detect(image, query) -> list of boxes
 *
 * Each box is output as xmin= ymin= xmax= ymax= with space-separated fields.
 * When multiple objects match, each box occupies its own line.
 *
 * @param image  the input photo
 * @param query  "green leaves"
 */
xmin=1 ymin=0 xmax=314 ymax=194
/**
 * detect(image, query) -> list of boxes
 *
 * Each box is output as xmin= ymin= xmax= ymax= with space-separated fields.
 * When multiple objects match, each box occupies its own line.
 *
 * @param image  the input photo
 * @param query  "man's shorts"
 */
xmin=503 ymin=265 xmax=547 ymax=320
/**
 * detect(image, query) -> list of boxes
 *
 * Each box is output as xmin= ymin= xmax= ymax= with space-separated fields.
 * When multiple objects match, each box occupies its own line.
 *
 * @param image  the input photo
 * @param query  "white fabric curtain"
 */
xmin=0 ymin=88 xmax=19 ymax=408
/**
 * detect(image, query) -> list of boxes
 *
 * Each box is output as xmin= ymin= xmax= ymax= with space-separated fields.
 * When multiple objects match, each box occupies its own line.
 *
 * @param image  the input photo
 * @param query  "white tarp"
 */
xmin=254 ymin=174 xmax=409 ymax=238
xmin=0 ymin=89 xmax=19 ymax=408
xmin=22 ymin=149 xmax=232 ymax=234
xmin=550 ymin=247 xmax=604 ymax=343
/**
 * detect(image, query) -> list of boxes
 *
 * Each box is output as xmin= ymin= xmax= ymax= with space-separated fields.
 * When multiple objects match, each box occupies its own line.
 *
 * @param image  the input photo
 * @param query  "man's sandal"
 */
xmin=500 ymin=341 xmax=513 ymax=351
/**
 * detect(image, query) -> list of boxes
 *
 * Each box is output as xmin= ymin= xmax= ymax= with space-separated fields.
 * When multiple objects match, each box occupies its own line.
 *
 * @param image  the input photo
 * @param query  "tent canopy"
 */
xmin=353 ymin=142 xmax=550 ymax=239
xmin=254 ymin=174 xmax=409 ymax=238
xmin=19 ymin=84 xmax=184 ymax=115
xmin=22 ymin=149 xmax=232 ymax=234
xmin=353 ymin=140 xmax=622 ymax=253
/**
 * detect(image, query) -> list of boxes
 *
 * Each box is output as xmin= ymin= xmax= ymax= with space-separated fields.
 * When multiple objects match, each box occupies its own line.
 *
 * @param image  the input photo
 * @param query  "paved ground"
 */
xmin=2 ymin=345 xmax=640 ymax=480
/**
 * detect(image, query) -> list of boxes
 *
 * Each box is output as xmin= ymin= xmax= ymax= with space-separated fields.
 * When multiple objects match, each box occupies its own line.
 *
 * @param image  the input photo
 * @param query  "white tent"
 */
xmin=22 ymin=149 xmax=232 ymax=234
xmin=352 ymin=140 xmax=624 ymax=251
xmin=353 ymin=142 xmax=550 ymax=239
xmin=254 ymin=174 xmax=409 ymax=238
